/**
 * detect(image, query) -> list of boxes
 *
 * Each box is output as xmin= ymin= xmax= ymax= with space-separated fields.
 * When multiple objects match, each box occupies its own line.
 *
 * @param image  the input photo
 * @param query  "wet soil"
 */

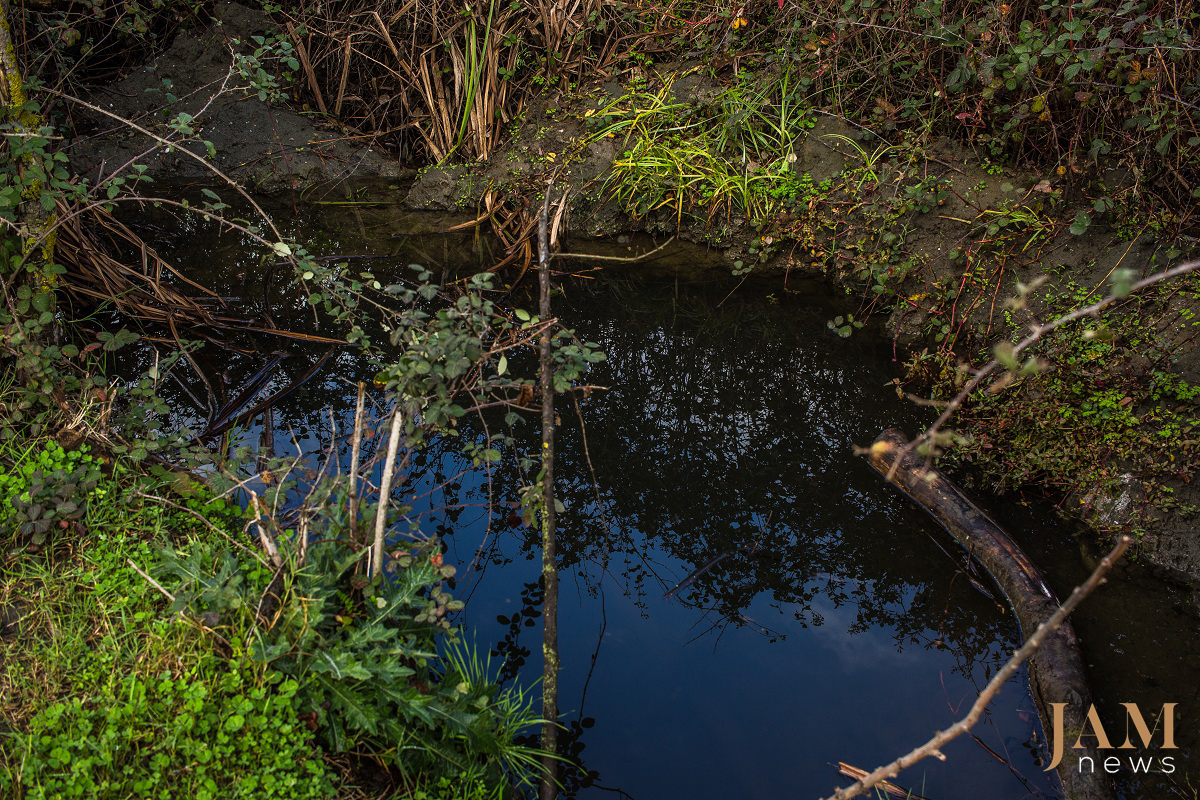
xmin=68 ymin=1 xmax=1200 ymax=598
xmin=66 ymin=1 xmax=406 ymax=192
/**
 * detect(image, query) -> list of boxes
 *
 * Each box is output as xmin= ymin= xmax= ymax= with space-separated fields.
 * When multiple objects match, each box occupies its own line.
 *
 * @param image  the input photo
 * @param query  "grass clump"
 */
xmin=591 ymin=70 xmax=818 ymax=228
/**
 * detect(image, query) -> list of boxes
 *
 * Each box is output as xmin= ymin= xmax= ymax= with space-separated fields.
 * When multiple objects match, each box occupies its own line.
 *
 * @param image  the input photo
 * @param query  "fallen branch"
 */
xmin=820 ymin=534 xmax=1130 ymax=800
xmin=557 ymin=235 xmax=677 ymax=263
xmin=866 ymin=429 xmax=1117 ymax=799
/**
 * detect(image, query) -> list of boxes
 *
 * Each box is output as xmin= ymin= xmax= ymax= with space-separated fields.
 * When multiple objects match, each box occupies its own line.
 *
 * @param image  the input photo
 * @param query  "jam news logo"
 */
xmin=1046 ymin=703 xmax=1177 ymax=774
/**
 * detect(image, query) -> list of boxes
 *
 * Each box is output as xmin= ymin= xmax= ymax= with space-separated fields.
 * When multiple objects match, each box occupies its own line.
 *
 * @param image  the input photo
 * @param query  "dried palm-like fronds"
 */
xmin=55 ymin=203 xmax=346 ymax=346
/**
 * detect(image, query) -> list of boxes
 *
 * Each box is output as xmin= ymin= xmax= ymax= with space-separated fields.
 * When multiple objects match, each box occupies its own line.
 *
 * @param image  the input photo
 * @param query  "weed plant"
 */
xmin=0 ymin=437 xmax=547 ymax=798
xmin=775 ymin=0 xmax=1200 ymax=206
xmin=592 ymin=71 xmax=817 ymax=228
xmin=932 ymin=278 xmax=1200 ymax=525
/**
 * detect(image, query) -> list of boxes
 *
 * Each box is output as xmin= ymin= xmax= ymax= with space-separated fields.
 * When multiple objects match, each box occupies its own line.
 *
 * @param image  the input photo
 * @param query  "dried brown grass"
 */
xmin=281 ymin=0 xmax=635 ymax=163
xmin=55 ymin=201 xmax=231 ymax=329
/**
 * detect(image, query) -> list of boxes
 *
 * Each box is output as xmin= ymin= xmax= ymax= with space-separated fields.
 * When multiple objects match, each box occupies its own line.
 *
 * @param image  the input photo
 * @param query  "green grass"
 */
xmin=590 ymin=69 xmax=817 ymax=229
xmin=0 ymin=449 xmax=336 ymax=799
xmin=0 ymin=437 xmax=546 ymax=799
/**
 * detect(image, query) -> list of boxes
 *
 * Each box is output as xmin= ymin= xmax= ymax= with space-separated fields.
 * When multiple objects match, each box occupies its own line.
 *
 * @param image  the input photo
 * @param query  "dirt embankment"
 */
xmin=73 ymin=3 xmax=1200 ymax=599
xmin=67 ymin=1 xmax=406 ymax=192
xmin=399 ymin=66 xmax=1200 ymax=597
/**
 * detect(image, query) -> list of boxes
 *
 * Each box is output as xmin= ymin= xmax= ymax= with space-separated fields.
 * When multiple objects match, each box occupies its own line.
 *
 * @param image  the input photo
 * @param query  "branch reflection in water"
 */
xmin=130 ymin=213 xmax=1059 ymax=800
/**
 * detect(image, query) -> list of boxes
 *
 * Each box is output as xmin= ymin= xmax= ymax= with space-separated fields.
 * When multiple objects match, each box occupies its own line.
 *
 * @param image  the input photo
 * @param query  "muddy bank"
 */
xmin=399 ymin=66 xmax=1200 ymax=597
xmin=66 ymin=4 xmax=1200 ymax=599
xmin=66 ymin=1 xmax=406 ymax=192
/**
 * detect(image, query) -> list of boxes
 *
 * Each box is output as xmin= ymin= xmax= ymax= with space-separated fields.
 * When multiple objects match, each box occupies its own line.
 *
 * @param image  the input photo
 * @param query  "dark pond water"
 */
xmin=116 ymin=188 xmax=1200 ymax=800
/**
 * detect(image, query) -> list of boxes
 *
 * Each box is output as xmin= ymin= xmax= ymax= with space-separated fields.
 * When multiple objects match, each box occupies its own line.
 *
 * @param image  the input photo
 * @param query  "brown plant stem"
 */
xmin=538 ymin=181 xmax=559 ymax=800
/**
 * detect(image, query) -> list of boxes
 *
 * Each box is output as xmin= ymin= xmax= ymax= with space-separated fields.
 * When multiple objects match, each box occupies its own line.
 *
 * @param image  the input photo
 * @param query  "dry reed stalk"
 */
xmin=56 ymin=203 xmax=345 ymax=344
xmin=334 ymin=34 xmax=353 ymax=116
xmin=283 ymin=0 xmax=637 ymax=163
xmin=371 ymin=406 xmax=405 ymax=579
xmin=287 ymin=22 xmax=328 ymax=114
xmin=56 ymin=202 xmax=226 ymax=328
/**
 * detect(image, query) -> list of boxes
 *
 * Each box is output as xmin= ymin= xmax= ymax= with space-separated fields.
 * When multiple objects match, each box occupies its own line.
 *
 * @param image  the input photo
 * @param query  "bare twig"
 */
xmin=821 ymin=535 xmax=1131 ymax=800
xmin=127 ymin=558 xmax=176 ymax=603
xmin=247 ymin=490 xmax=283 ymax=569
xmin=132 ymin=490 xmax=266 ymax=566
xmin=42 ymin=89 xmax=286 ymax=246
xmin=557 ymin=235 xmax=678 ymax=263
xmin=348 ymin=381 xmax=366 ymax=549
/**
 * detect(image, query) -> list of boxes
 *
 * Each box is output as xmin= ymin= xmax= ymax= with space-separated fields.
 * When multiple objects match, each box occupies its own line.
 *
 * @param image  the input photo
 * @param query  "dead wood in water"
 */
xmin=835 ymin=763 xmax=929 ymax=800
xmin=56 ymin=203 xmax=349 ymax=347
xmin=824 ymin=529 xmax=1129 ymax=800
xmin=865 ymin=429 xmax=1117 ymax=800
xmin=56 ymin=202 xmax=228 ymax=328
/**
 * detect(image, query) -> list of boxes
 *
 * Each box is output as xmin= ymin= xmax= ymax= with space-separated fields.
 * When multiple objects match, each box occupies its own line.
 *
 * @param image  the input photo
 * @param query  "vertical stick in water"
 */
xmin=537 ymin=184 xmax=559 ymax=800
xmin=348 ymin=381 xmax=366 ymax=549
xmin=372 ymin=406 xmax=404 ymax=579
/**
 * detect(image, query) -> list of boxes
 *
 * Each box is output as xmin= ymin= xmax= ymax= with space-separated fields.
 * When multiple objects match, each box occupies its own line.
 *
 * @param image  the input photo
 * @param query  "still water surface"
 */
xmin=128 ymin=194 xmax=1200 ymax=799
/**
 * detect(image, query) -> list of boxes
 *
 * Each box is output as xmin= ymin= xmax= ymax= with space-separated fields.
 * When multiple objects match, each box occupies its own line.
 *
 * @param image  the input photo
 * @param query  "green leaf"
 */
xmin=1069 ymin=210 xmax=1091 ymax=236
xmin=1109 ymin=268 xmax=1136 ymax=298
